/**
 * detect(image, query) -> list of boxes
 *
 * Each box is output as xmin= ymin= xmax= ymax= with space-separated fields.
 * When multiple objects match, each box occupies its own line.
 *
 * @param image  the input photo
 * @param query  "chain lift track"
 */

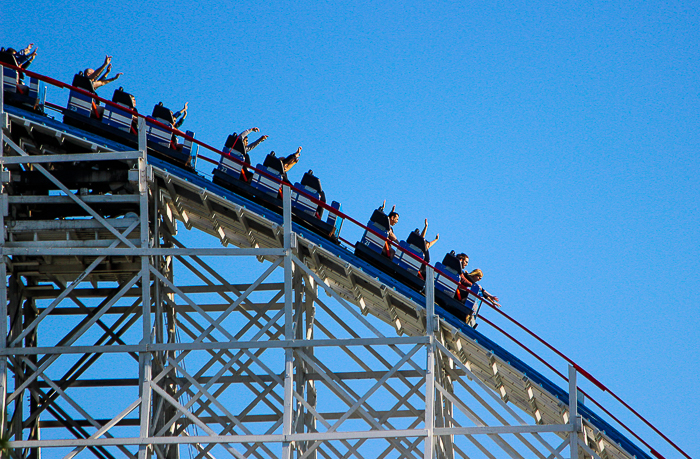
xmin=0 ymin=67 xmax=670 ymax=459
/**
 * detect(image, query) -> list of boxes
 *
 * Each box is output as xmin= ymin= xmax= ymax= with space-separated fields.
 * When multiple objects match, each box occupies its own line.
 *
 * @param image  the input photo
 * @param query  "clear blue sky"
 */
xmin=3 ymin=1 xmax=698 ymax=457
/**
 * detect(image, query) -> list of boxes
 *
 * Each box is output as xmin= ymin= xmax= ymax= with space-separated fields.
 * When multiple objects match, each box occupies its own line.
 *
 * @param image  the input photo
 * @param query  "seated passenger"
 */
xmin=84 ymin=55 xmax=123 ymax=89
xmin=378 ymin=200 xmax=399 ymax=257
xmin=152 ymin=101 xmax=188 ymax=129
xmin=220 ymin=133 xmax=252 ymax=181
xmin=454 ymin=253 xmax=472 ymax=298
xmin=149 ymin=101 xmax=190 ymax=151
xmin=223 ymin=127 xmax=267 ymax=180
xmin=464 ymin=269 xmax=500 ymax=308
xmin=62 ymin=72 xmax=100 ymax=119
xmin=395 ymin=228 xmax=432 ymax=278
xmin=249 ymin=151 xmax=292 ymax=198
xmin=259 ymin=147 xmax=301 ymax=183
xmin=4 ymin=44 xmax=38 ymax=70
xmin=237 ymin=127 xmax=268 ymax=154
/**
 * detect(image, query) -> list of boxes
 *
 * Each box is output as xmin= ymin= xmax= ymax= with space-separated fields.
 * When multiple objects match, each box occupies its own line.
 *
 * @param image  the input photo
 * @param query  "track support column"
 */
xmin=282 ymin=185 xmax=295 ymax=459
xmin=0 ymin=259 xmax=6 ymax=453
xmin=425 ymin=266 xmax=436 ymax=459
xmin=303 ymin=273 xmax=317 ymax=458
xmin=0 ymin=81 xmax=7 ymax=452
xmin=138 ymin=118 xmax=154 ymax=459
xmin=569 ymin=365 xmax=579 ymax=459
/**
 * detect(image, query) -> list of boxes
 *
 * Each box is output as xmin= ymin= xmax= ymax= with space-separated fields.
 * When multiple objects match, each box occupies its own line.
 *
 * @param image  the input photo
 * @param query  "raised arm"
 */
xmin=93 ymin=64 xmax=123 ymax=88
xmin=282 ymin=147 xmax=302 ymax=172
xmin=173 ymin=102 xmax=189 ymax=129
xmin=102 ymin=72 xmax=123 ymax=84
xmin=89 ymin=55 xmax=112 ymax=81
xmin=16 ymin=47 xmax=38 ymax=68
xmin=93 ymin=73 xmax=123 ymax=88
xmin=426 ymin=233 xmax=439 ymax=250
xmin=19 ymin=43 xmax=34 ymax=55
xmin=247 ymin=135 xmax=268 ymax=152
xmin=240 ymin=127 xmax=258 ymax=138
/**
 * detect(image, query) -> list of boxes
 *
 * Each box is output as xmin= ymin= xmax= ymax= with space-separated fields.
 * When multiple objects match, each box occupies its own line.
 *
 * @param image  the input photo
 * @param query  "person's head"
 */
xmin=84 ymin=68 xmax=94 ymax=77
xmin=469 ymin=269 xmax=483 ymax=281
xmin=242 ymin=136 xmax=249 ymax=147
xmin=388 ymin=211 xmax=399 ymax=226
xmin=457 ymin=253 xmax=469 ymax=269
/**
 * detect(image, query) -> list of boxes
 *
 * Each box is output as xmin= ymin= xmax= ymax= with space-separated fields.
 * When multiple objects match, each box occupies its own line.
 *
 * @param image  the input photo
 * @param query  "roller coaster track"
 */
xmin=0 ymin=64 xmax=688 ymax=459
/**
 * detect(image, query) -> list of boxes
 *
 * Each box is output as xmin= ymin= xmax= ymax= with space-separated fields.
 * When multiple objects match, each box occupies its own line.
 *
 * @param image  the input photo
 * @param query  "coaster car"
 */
xmin=434 ymin=251 xmax=474 ymax=321
xmin=1 ymin=50 xmax=42 ymax=111
xmin=355 ymin=215 xmax=427 ymax=291
xmin=291 ymin=170 xmax=343 ymax=241
xmin=356 ymin=219 xmax=475 ymax=324
xmin=213 ymin=150 xmax=343 ymax=243
xmin=63 ymin=80 xmax=197 ymax=170
xmin=145 ymin=102 xmax=197 ymax=169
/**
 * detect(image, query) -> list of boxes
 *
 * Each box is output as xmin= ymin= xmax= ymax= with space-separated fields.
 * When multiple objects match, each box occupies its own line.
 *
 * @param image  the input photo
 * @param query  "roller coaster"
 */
xmin=0 ymin=52 xmax=690 ymax=459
